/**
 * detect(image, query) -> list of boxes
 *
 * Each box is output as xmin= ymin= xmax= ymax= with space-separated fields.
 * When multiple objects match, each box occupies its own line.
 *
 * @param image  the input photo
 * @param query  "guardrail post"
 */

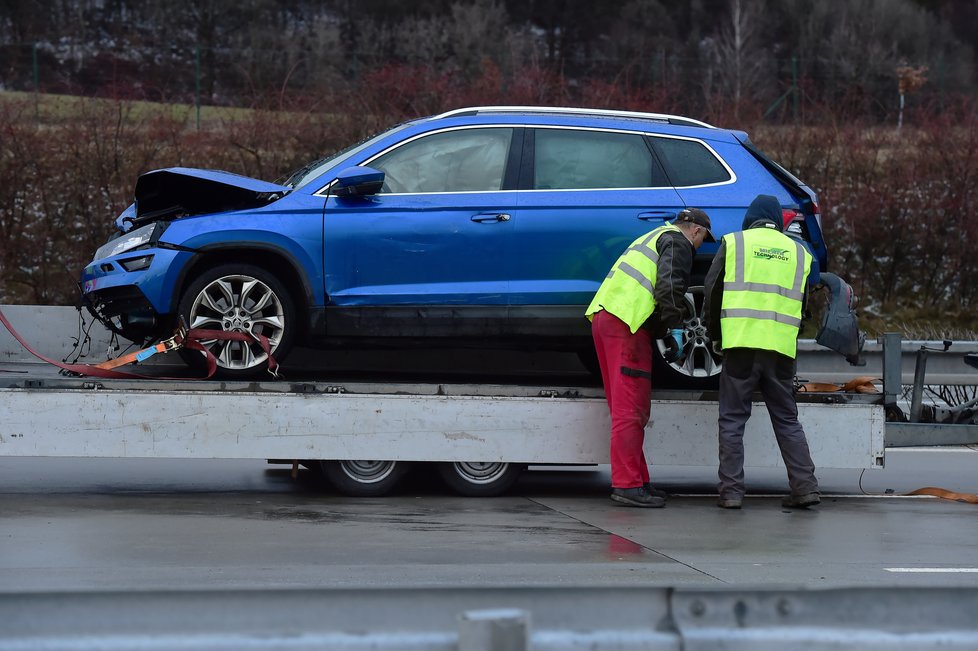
xmin=880 ymin=332 xmax=902 ymax=408
xmin=910 ymin=346 xmax=928 ymax=422
xmin=458 ymin=608 xmax=529 ymax=651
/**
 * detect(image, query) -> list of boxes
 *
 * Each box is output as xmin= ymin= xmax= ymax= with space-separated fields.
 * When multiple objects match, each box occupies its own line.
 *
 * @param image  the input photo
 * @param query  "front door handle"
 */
xmin=471 ymin=213 xmax=511 ymax=223
xmin=637 ymin=211 xmax=677 ymax=221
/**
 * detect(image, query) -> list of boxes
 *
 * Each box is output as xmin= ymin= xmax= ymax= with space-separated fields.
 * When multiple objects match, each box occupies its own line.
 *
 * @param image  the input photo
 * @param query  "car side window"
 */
xmin=532 ymin=128 xmax=660 ymax=189
xmin=650 ymin=136 xmax=731 ymax=186
xmin=370 ymin=127 xmax=513 ymax=193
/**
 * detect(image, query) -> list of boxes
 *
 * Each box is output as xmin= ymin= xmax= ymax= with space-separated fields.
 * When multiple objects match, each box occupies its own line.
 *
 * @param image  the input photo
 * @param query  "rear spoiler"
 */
xmin=733 ymin=133 xmax=811 ymax=199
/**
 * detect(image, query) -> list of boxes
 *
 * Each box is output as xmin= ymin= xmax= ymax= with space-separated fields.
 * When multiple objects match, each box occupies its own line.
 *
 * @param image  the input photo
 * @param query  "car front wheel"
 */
xmin=177 ymin=264 xmax=295 ymax=378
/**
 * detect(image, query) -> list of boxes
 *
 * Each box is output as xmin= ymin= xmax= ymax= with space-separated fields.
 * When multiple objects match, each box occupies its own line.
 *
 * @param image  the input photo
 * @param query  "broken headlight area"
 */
xmin=93 ymin=222 xmax=167 ymax=261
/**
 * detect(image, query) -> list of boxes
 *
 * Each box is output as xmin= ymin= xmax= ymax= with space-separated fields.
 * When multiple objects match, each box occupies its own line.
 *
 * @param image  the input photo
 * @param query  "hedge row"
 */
xmin=2 ymin=82 xmax=976 ymax=335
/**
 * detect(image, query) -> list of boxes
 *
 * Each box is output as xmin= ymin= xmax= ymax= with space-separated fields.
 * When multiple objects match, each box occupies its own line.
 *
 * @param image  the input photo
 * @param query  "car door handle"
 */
xmin=471 ymin=213 xmax=511 ymax=223
xmin=637 ymin=211 xmax=676 ymax=221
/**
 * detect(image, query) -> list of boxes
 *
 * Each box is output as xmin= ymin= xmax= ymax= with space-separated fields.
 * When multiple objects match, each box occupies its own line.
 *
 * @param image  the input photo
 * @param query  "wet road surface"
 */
xmin=2 ymin=453 xmax=977 ymax=592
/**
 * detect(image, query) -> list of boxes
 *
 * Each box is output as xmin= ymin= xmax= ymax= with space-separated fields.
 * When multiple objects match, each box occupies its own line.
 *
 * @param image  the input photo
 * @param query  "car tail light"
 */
xmin=781 ymin=209 xmax=799 ymax=230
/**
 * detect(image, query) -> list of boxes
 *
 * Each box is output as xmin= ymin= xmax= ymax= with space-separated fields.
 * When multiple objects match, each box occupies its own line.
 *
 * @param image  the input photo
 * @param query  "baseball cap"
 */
xmin=675 ymin=208 xmax=717 ymax=242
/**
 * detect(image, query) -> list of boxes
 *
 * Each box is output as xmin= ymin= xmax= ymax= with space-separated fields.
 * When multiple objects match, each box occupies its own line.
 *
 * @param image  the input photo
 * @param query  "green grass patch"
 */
xmin=0 ymin=90 xmax=256 ymax=125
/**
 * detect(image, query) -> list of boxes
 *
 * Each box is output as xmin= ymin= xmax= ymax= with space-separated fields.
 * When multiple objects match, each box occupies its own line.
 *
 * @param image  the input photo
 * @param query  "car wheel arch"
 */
xmin=171 ymin=246 xmax=312 ymax=330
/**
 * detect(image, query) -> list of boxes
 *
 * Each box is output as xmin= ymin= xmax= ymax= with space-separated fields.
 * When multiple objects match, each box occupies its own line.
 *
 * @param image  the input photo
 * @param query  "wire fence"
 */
xmin=0 ymin=42 xmax=965 ymax=126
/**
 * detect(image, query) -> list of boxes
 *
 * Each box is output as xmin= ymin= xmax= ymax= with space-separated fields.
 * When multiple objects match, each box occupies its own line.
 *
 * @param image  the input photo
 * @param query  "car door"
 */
xmin=320 ymin=126 xmax=519 ymax=335
xmin=512 ymin=126 xmax=686 ymax=307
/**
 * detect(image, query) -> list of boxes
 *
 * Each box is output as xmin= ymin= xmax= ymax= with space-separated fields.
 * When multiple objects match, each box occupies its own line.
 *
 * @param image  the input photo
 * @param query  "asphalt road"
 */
xmin=2 ymin=450 xmax=977 ymax=593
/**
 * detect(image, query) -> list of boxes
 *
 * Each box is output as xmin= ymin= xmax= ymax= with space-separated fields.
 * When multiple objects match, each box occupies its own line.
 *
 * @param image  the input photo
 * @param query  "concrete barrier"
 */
xmin=1 ymin=586 xmax=976 ymax=651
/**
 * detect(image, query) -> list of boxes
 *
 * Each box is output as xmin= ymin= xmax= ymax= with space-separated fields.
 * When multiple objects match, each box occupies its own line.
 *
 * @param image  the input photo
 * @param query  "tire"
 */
xmin=177 ymin=263 xmax=295 ymax=379
xmin=321 ymin=460 xmax=412 ymax=497
xmin=436 ymin=461 xmax=525 ymax=497
xmin=652 ymin=286 xmax=722 ymax=390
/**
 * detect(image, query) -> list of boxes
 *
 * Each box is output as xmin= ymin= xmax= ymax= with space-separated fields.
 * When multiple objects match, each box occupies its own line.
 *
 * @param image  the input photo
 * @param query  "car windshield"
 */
xmin=284 ymin=122 xmax=414 ymax=190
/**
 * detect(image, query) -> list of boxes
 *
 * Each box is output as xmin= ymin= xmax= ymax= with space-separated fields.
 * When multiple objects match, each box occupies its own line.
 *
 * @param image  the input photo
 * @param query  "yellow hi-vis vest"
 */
xmin=585 ymin=224 xmax=680 ymax=334
xmin=719 ymin=227 xmax=812 ymax=358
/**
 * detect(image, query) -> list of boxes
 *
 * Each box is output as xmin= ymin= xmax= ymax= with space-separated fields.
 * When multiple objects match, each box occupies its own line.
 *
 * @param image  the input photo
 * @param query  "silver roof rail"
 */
xmin=432 ymin=106 xmax=715 ymax=128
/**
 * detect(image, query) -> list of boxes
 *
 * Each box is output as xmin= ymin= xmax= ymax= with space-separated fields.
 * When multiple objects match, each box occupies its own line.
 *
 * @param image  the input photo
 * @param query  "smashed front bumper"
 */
xmin=81 ymin=284 xmax=162 ymax=342
xmin=80 ymin=246 xmax=192 ymax=342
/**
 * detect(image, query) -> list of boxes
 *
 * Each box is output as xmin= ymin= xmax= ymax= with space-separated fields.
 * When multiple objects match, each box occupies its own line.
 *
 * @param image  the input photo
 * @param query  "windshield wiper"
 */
xmin=277 ymin=156 xmax=331 ymax=189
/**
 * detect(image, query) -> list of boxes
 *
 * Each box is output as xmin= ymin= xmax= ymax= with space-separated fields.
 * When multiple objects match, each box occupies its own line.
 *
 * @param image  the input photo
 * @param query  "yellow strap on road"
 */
xmin=905 ymin=487 xmax=978 ymax=504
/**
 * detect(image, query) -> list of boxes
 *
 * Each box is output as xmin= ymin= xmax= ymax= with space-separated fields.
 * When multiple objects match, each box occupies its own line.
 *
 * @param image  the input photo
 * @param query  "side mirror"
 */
xmin=333 ymin=166 xmax=385 ymax=197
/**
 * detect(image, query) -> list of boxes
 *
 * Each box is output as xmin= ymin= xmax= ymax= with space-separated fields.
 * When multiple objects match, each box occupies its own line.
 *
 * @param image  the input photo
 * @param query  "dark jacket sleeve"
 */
xmin=703 ymin=239 xmax=727 ymax=342
xmin=650 ymin=231 xmax=693 ymax=334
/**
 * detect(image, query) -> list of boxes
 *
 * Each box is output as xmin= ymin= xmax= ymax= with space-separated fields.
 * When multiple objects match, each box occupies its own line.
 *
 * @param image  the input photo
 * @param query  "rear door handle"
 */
xmin=471 ymin=213 xmax=511 ymax=223
xmin=637 ymin=211 xmax=676 ymax=221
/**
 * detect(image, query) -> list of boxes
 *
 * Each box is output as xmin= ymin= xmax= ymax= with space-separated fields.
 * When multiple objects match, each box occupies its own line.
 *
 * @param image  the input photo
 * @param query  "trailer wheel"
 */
xmin=321 ymin=460 xmax=411 ymax=497
xmin=436 ymin=462 xmax=525 ymax=497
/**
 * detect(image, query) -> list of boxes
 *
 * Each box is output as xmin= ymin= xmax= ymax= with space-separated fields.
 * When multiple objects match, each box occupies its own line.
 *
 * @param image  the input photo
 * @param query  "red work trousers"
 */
xmin=591 ymin=309 xmax=653 ymax=489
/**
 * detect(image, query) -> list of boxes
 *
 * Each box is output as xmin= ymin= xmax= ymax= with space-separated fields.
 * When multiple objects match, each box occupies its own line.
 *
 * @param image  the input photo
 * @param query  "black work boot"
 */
xmin=781 ymin=492 xmax=821 ymax=508
xmin=717 ymin=497 xmax=743 ymax=509
xmin=611 ymin=487 xmax=666 ymax=508
xmin=643 ymin=482 xmax=669 ymax=499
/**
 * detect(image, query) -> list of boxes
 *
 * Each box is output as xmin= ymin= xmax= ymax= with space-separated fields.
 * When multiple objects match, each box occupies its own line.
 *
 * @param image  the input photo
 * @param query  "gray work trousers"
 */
xmin=717 ymin=348 xmax=819 ymax=499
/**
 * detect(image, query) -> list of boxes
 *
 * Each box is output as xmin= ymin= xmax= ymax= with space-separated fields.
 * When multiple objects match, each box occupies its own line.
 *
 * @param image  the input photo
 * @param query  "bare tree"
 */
xmin=699 ymin=0 xmax=772 ymax=114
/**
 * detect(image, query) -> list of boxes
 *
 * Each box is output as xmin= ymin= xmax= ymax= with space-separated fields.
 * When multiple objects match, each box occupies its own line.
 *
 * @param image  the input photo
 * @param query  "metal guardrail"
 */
xmin=1 ymin=587 xmax=976 ymax=650
xmin=3 ymin=305 xmax=978 ymax=383
xmin=797 ymin=338 xmax=978 ymax=385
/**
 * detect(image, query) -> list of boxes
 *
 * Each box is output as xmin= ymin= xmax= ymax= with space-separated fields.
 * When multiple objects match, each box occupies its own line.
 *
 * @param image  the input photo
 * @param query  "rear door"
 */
xmin=512 ymin=126 xmax=686 ymax=307
xmin=651 ymin=134 xmax=796 ymax=260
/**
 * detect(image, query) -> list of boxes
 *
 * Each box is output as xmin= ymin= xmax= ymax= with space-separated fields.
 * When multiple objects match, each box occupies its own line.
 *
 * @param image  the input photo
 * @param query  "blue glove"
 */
xmin=662 ymin=328 xmax=685 ymax=363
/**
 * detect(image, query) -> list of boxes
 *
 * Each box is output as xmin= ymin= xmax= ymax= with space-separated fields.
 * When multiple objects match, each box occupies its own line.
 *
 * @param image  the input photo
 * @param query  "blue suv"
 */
xmin=81 ymin=106 xmax=827 ymax=383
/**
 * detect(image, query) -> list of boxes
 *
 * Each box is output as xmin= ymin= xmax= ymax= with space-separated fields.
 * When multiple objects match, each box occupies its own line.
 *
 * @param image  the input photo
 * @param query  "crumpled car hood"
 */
xmin=126 ymin=167 xmax=290 ymax=229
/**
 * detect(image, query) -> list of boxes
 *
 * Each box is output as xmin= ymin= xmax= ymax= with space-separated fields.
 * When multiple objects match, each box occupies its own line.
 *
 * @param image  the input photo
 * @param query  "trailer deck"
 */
xmin=0 ymin=361 xmax=885 ymax=472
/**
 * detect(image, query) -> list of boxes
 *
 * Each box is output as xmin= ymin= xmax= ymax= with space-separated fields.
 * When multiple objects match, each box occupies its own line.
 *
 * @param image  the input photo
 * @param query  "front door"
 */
xmin=322 ymin=126 xmax=519 ymax=336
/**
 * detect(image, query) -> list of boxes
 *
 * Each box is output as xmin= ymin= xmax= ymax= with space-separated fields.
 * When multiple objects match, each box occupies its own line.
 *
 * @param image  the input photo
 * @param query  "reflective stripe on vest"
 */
xmin=585 ymin=224 xmax=679 ymax=334
xmin=719 ymin=228 xmax=811 ymax=358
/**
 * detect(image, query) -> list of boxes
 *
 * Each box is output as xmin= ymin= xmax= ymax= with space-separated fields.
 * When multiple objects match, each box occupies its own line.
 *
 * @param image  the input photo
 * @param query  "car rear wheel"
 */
xmin=652 ymin=286 xmax=722 ymax=390
xmin=321 ymin=460 xmax=412 ymax=497
xmin=177 ymin=264 xmax=295 ymax=379
xmin=436 ymin=461 xmax=525 ymax=497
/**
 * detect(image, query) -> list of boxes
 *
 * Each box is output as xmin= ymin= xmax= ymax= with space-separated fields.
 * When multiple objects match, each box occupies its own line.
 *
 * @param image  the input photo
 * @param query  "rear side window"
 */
xmin=651 ymin=136 xmax=731 ymax=187
xmin=371 ymin=127 xmax=513 ymax=193
xmin=533 ymin=128 xmax=662 ymax=189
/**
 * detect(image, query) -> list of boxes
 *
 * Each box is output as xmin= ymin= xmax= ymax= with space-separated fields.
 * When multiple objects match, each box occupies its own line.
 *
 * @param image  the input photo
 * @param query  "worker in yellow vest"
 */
xmin=586 ymin=208 xmax=715 ymax=507
xmin=703 ymin=194 xmax=820 ymax=510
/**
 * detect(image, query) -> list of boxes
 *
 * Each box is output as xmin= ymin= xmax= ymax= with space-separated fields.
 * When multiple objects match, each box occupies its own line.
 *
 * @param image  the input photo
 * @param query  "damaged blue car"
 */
xmin=80 ymin=106 xmax=832 ymax=383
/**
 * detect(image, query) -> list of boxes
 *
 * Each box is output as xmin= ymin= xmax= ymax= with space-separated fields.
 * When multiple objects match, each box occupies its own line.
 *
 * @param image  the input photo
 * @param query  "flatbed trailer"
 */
xmin=6 ymin=305 xmax=977 ymax=497
xmin=0 ymin=361 xmax=885 ymax=495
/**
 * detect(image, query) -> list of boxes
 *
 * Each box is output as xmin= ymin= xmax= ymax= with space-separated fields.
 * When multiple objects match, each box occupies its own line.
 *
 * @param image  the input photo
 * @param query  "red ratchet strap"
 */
xmin=0 ymin=307 xmax=276 ymax=380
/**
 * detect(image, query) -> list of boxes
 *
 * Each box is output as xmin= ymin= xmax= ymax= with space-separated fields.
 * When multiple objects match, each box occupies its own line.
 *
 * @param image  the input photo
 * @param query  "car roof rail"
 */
xmin=432 ymin=106 xmax=715 ymax=129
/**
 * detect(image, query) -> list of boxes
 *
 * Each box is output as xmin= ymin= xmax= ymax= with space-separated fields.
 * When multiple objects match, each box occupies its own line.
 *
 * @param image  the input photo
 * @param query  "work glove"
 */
xmin=661 ymin=328 xmax=684 ymax=363
xmin=711 ymin=340 xmax=724 ymax=357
